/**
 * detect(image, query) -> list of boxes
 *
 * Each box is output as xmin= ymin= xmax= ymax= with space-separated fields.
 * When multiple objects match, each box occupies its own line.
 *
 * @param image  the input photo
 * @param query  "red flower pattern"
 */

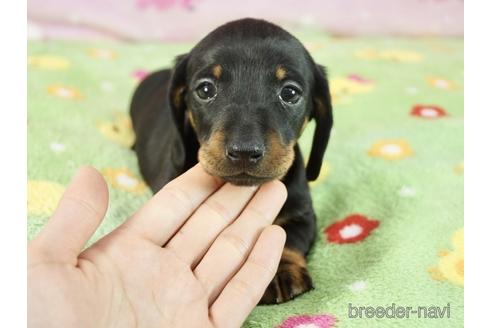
xmin=277 ymin=314 xmax=336 ymax=328
xmin=325 ymin=214 xmax=379 ymax=244
xmin=411 ymin=104 xmax=448 ymax=119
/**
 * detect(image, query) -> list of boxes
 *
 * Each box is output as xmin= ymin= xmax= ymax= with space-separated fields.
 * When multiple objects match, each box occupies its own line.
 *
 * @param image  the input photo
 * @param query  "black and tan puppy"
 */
xmin=130 ymin=18 xmax=333 ymax=304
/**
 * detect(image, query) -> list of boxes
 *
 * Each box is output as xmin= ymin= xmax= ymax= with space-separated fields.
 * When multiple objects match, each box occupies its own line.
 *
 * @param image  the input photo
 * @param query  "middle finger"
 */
xmin=165 ymin=183 xmax=258 ymax=267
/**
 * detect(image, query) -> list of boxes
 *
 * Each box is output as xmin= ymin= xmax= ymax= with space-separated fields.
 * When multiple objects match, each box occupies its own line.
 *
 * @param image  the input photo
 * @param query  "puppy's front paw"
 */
xmin=259 ymin=248 xmax=313 ymax=304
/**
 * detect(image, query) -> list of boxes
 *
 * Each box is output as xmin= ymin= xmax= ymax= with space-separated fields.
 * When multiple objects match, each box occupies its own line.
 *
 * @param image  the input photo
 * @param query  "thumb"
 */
xmin=31 ymin=166 xmax=109 ymax=265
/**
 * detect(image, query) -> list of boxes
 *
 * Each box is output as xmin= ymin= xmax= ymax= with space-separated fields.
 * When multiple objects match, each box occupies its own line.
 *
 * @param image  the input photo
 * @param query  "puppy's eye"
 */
xmin=279 ymin=85 xmax=302 ymax=104
xmin=196 ymin=81 xmax=217 ymax=100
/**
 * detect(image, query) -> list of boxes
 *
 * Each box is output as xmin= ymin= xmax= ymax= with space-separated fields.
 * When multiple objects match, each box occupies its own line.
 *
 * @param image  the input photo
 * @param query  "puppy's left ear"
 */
xmin=306 ymin=65 xmax=333 ymax=181
xmin=168 ymin=54 xmax=189 ymax=137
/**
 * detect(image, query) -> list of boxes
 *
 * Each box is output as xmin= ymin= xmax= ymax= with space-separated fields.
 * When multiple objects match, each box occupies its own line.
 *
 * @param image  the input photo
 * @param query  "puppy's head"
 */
xmin=170 ymin=18 xmax=333 ymax=186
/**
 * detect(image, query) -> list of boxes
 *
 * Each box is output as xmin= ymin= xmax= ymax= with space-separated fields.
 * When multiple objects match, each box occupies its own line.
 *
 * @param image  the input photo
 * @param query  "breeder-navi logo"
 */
xmin=348 ymin=303 xmax=451 ymax=319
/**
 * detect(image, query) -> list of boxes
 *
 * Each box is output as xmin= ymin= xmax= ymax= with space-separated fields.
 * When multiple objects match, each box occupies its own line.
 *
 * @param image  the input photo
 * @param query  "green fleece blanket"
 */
xmin=27 ymin=29 xmax=464 ymax=327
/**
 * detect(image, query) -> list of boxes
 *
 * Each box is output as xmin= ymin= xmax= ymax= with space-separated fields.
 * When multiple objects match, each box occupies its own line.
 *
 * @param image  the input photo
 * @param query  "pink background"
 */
xmin=27 ymin=0 xmax=463 ymax=41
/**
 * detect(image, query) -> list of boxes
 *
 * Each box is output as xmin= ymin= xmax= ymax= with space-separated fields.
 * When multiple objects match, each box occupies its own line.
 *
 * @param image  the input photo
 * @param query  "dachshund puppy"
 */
xmin=130 ymin=18 xmax=333 ymax=304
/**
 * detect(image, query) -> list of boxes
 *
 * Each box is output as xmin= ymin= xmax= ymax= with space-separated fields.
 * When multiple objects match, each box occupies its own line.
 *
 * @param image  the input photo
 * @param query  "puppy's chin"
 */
xmin=199 ymin=162 xmax=282 ymax=186
xmin=221 ymin=174 xmax=274 ymax=186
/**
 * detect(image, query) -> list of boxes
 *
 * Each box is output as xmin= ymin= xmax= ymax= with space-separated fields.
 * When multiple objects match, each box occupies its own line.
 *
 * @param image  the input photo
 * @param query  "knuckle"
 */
xmin=248 ymin=258 xmax=277 ymax=278
xmin=246 ymin=206 xmax=273 ymax=226
xmin=228 ymin=279 xmax=259 ymax=307
xmin=201 ymin=198 xmax=231 ymax=225
xmin=220 ymin=232 xmax=249 ymax=257
xmin=63 ymin=195 xmax=102 ymax=218
xmin=160 ymin=186 xmax=194 ymax=214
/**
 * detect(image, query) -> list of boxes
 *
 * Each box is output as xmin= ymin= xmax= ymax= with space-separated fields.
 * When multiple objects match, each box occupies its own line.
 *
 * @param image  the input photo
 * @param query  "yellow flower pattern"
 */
xmin=47 ymin=85 xmax=83 ymax=100
xmin=368 ymin=140 xmax=414 ymax=160
xmin=427 ymin=76 xmax=459 ymax=90
xmin=355 ymin=48 xmax=423 ymax=62
xmin=454 ymin=162 xmax=464 ymax=175
xmin=379 ymin=50 xmax=423 ymax=62
xmin=428 ymin=228 xmax=464 ymax=286
xmin=98 ymin=114 xmax=135 ymax=148
xmin=330 ymin=76 xmax=374 ymax=104
xmin=88 ymin=48 xmax=118 ymax=60
xmin=28 ymin=55 xmax=71 ymax=70
xmin=102 ymin=168 xmax=148 ymax=194
xmin=28 ymin=180 xmax=65 ymax=216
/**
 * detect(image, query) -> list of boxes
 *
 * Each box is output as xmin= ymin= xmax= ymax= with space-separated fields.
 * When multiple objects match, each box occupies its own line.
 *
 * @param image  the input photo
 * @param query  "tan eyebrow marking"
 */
xmin=276 ymin=66 xmax=287 ymax=80
xmin=212 ymin=64 xmax=222 ymax=79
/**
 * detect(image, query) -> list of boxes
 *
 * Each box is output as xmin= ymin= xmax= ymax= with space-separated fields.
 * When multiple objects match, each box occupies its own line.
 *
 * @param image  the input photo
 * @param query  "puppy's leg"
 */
xmin=259 ymin=209 xmax=316 ymax=304
xmin=259 ymin=146 xmax=317 ymax=304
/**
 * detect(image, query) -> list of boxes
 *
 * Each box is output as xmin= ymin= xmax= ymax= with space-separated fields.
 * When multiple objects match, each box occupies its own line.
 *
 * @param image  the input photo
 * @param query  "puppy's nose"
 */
xmin=226 ymin=144 xmax=265 ymax=164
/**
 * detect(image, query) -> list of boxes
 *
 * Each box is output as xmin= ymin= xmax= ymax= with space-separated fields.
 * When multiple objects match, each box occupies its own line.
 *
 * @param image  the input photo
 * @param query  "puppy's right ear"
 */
xmin=168 ymin=54 xmax=189 ymax=136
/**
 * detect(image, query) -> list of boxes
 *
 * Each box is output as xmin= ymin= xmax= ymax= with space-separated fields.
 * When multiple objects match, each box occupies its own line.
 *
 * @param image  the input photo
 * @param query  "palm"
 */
xmin=28 ymin=166 xmax=286 ymax=328
xmin=82 ymin=230 xmax=210 ymax=327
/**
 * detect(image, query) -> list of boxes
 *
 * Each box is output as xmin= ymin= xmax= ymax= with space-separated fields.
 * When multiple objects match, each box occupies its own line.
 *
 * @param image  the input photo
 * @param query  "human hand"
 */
xmin=28 ymin=165 xmax=287 ymax=328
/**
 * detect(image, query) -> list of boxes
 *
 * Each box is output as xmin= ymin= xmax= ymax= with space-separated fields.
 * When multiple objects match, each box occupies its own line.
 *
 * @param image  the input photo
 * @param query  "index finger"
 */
xmin=120 ymin=164 xmax=223 ymax=245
